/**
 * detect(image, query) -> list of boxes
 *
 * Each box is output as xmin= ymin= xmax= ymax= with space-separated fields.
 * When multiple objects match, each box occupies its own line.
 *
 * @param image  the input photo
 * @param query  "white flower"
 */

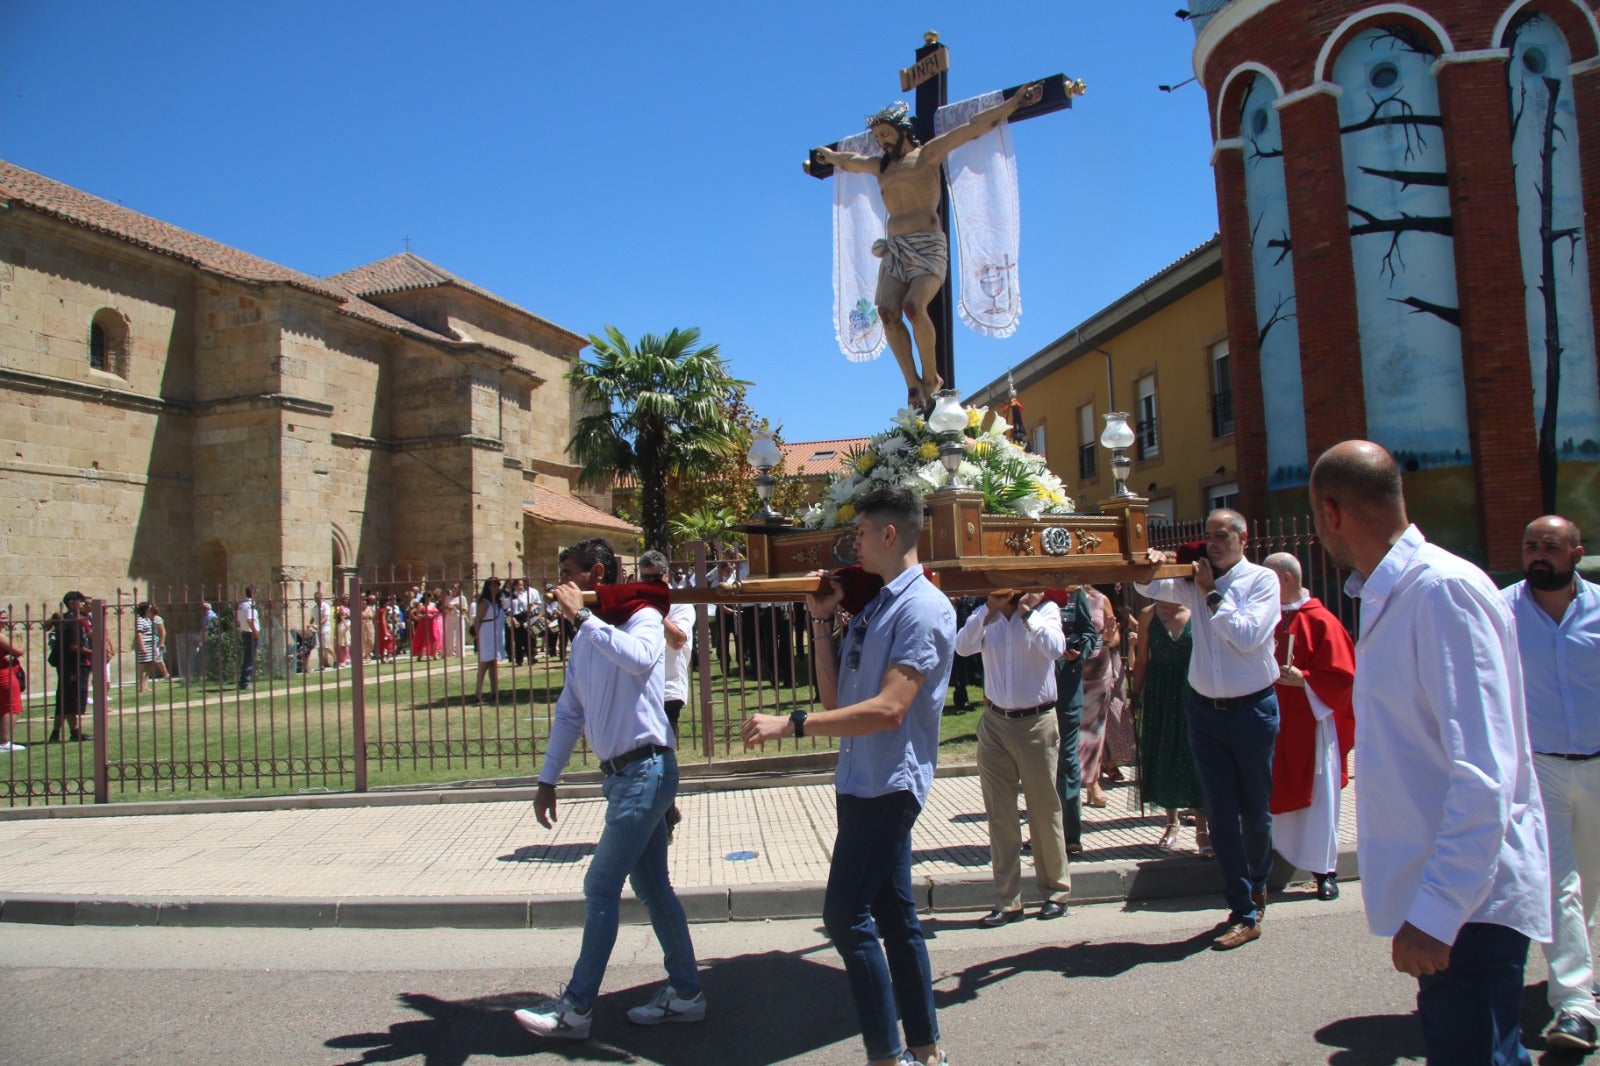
xmin=956 ymin=460 xmax=982 ymax=483
xmin=914 ymin=460 xmax=948 ymax=493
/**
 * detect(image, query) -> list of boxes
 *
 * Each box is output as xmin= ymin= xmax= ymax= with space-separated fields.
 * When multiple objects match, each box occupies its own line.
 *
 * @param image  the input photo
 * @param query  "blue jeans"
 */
xmin=565 ymin=749 xmax=700 ymax=1012
xmin=1185 ymin=688 xmax=1278 ymax=924
xmin=1053 ymin=660 xmax=1084 ymax=846
xmin=238 ymin=633 xmax=257 ymax=688
xmin=823 ymin=791 xmax=939 ymax=1062
xmin=1417 ymin=922 xmax=1531 ymax=1065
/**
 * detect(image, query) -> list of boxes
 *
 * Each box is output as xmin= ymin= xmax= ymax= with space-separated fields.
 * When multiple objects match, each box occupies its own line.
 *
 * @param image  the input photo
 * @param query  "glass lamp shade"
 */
xmin=1100 ymin=412 xmax=1136 ymax=450
xmin=746 ymin=432 xmax=782 ymax=470
xmin=926 ymin=390 xmax=968 ymax=435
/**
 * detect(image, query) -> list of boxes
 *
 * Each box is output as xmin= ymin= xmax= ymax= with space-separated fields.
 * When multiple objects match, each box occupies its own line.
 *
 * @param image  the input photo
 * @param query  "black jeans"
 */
xmin=238 ymin=633 xmax=257 ymax=688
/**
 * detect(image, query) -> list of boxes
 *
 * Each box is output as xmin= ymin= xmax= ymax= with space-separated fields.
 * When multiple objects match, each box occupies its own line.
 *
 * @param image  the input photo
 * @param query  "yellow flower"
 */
xmin=918 ymin=441 xmax=940 ymax=460
xmin=836 ymin=503 xmax=856 ymax=524
xmin=857 ymin=453 xmax=878 ymax=473
xmin=970 ymin=440 xmax=992 ymax=458
xmin=967 ymin=409 xmax=982 ymax=428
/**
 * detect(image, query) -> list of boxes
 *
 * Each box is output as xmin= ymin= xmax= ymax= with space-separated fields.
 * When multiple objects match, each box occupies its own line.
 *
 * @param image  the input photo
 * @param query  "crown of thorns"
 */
xmin=866 ymin=101 xmax=915 ymax=133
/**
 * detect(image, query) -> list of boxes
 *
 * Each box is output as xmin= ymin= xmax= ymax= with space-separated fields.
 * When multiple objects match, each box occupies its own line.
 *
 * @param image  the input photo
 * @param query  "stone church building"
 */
xmin=0 ymin=159 xmax=636 ymax=610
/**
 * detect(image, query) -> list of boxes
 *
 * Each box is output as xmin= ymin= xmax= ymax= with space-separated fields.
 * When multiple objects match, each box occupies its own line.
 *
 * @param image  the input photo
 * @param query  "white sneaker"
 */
xmin=626 ymin=984 xmax=707 ymax=1026
xmin=900 ymin=1051 xmax=949 ymax=1065
xmin=0 ymin=742 xmax=22 ymax=752
xmin=513 ymin=999 xmax=591 ymax=1040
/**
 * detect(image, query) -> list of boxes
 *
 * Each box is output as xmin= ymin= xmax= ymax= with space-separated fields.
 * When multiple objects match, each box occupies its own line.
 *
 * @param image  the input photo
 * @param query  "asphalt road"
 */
xmin=0 ymin=884 xmax=1581 ymax=1065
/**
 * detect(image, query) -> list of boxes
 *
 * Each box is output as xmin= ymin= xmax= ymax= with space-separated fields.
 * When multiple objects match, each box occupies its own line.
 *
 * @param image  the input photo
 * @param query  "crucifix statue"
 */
xmin=806 ymin=32 xmax=1084 ymax=410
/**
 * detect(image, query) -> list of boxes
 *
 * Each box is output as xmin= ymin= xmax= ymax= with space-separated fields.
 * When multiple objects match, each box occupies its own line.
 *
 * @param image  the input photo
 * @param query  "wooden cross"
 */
xmin=804 ymin=32 xmax=1080 ymax=391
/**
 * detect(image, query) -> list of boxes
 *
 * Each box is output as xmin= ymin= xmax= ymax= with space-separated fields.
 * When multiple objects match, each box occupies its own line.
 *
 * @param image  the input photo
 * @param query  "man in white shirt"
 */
xmin=1503 ymin=514 xmax=1599 ymax=1051
xmin=956 ymin=588 xmax=1071 ymax=926
xmin=312 ymin=590 xmax=334 ymax=669
xmin=1139 ymin=509 xmax=1281 ymax=950
xmin=1312 ymin=440 xmax=1549 ymax=1065
xmin=235 ymin=586 xmax=260 ymax=690
xmin=514 ymin=538 xmax=705 ymax=1042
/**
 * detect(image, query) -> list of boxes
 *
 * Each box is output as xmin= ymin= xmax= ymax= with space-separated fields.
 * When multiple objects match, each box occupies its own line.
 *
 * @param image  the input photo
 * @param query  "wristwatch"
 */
xmin=572 ymin=608 xmax=593 ymax=626
xmin=789 ymin=709 xmax=808 ymax=738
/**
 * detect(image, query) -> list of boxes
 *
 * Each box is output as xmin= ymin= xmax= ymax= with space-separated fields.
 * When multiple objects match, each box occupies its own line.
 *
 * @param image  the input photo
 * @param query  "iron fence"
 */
xmin=0 ymin=544 xmax=835 ymax=807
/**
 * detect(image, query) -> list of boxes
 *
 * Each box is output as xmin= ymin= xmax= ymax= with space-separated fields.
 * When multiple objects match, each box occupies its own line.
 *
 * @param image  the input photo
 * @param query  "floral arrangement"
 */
xmin=800 ymin=405 xmax=1075 ymax=530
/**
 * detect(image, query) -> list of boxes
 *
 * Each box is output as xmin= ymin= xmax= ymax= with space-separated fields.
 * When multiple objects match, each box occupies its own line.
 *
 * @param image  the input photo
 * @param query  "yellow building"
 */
xmin=967 ymin=238 xmax=1233 ymax=525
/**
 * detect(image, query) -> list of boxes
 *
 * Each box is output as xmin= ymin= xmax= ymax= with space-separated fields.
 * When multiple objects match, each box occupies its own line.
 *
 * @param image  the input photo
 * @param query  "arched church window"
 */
xmin=88 ymin=308 xmax=130 ymax=377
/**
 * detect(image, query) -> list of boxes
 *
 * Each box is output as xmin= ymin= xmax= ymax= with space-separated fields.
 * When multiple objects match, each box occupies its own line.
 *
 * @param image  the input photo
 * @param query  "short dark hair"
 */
xmin=560 ymin=537 xmax=620 ymax=584
xmin=855 ymin=485 xmax=924 ymax=546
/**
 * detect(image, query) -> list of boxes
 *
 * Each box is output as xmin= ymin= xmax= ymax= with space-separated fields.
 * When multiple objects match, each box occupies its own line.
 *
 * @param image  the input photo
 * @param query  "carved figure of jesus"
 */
xmin=813 ymin=83 xmax=1042 ymax=411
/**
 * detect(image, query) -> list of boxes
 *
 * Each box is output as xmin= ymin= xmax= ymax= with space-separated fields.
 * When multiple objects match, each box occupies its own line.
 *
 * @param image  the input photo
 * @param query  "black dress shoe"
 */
xmin=1315 ymin=874 xmax=1340 ymax=901
xmin=1037 ymin=900 xmax=1069 ymax=921
xmin=1548 ymin=1010 xmax=1598 ymax=1050
xmin=1065 ymin=842 xmax=1083 ymax=856
xmin=978 ymin=908 xmax=1024 ymax=928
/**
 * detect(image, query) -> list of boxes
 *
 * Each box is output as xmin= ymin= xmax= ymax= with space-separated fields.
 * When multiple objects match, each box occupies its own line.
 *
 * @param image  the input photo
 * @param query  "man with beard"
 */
xmin=1504 ymin=515 xmax=1600 ymax=1051
xmin=1138 ymin=509 xmax=1282 ymax=950
xmin=812 ymin=84 xmax=1041 ymax=410
xmin=1312 ymin=441 xmax=1547 ymax=1065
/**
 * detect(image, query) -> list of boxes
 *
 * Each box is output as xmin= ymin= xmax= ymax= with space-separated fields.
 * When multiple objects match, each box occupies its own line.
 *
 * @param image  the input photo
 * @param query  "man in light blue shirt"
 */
xmin=744 ymin=484 xmax=955 ymax=1066
xmin=1504 ymin=515 xmax=1600 ymax=1051
xmin=1313 ymin=441 xmax=1549 ymax=1066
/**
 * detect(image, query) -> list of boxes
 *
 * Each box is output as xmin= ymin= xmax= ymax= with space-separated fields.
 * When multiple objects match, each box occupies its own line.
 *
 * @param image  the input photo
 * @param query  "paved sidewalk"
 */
xmin=0 ymin=770 xmax=1357 ymax=929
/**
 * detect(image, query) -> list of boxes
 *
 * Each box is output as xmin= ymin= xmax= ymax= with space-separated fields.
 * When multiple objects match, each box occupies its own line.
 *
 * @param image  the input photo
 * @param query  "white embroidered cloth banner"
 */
xmin=831 ymin=130 xmax=887 ymax=361
xmin=937 ymin=90 xmax=1023 ymax=338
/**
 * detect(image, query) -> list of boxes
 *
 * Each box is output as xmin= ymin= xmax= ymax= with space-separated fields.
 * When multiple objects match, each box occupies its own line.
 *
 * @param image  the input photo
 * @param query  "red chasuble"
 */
xmin=1269 ymin=596 xmax=1356 ymax=815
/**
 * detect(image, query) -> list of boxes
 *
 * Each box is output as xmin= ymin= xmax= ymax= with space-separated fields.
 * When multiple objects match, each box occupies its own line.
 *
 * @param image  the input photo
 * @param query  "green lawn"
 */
xmin=3 ymin=654 xmax=980 ymax=806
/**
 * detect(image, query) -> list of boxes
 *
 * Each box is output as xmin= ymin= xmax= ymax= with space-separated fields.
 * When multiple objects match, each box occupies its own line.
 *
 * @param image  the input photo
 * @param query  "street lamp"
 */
xmin=746 ymin=431 xmax=785 ymax=522
xmin=927 ymin=390 xmax=969 ymax=492
xmin=1100 ymin=412 xmax=1136 ymax=498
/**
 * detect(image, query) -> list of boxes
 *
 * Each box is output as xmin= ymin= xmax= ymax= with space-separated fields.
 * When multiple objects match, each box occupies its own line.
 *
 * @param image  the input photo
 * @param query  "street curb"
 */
xmin=0 ymin=848 xmax=1358 ymax=930
xmin=0 ymin=764 xmax=982 ymax=822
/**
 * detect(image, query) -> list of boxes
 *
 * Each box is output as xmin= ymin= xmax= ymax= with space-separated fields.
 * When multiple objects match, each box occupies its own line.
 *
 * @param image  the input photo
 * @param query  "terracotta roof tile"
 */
xmin=1 ymin=159 xmax=480 ymax=347
xmin=781 ymin=437 xmax=873 ymax=478
xmin=329 ymin=252 xmax=585 ymax=345
xmin=524 ymin=484 xmax=640 ymax=535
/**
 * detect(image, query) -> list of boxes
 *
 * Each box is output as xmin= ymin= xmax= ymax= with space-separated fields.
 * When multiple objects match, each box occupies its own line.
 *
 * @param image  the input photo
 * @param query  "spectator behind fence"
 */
xmin=1312 ymin=440 xmax=1548 ymax=1064
xmin=1130 ymin=597 xmax=1209 ymax=854
xmin=313 ymin=590 xmax=334 ymax=670
xmin=236 ymin=585 xmax=260 ymax=690
xmin=1138 ymin=509 xmax=1282 ymax=951
xmin=134 ymin=601 xmax=168 ymax=694
xmin=1503 ymin=515 xmax=1600 ymax=1052
xmin=473 ymin=578 xmax=506 ymax=704
xmin=50 ymin=590 xmax=93 ymax=742
xmin=443 ymin=584 xmax=468 ymax=658
xmin=0 ymin=608 xmax=24 ymax=752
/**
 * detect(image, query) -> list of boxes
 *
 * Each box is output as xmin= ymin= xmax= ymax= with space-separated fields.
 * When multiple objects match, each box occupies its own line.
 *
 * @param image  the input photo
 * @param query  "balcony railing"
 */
xmin=1136 ymin=419 xmax=1160 ymax=461
xmin=1212 ymin=389 xmax=1234 ymax=438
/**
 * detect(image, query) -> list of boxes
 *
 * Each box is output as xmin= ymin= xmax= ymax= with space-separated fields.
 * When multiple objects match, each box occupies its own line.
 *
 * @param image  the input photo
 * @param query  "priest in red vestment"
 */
xmin=1264 ymin=553 xmax=1356 ymax=900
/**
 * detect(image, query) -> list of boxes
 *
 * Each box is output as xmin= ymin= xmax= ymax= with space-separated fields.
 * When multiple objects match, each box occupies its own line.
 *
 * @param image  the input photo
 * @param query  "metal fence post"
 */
xmin=690 ymin=540 xmax=716 ymax=763
xmin=91 ymin=598 xmax=109 ymax=804
xmin=349 ymin=575 xmax=367 ymax=792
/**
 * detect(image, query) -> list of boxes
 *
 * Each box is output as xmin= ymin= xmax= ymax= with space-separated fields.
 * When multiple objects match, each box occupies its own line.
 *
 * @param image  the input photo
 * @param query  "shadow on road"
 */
xmin=498 ymin=843 xmax=597 ymax=864
xmin=323 ymin=945 xmax=858 ymax=1066
xmin=931 ymin=925 xmax=1219 ymax=1009
xmin=1313 ymin=982 xmax=1562 ymax=1065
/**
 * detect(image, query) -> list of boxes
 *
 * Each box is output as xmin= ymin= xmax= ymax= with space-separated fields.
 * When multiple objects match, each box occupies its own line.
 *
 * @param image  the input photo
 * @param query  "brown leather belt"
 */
xmin=600 ymin=744 xmax=673 ymax=775
xmin=986 ymin=700 xmax=1053 ymax=719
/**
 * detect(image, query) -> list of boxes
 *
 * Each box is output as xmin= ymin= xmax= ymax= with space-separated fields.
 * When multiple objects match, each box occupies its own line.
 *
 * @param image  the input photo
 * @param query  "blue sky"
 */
xmin=0 ymin=1 xmax=1219 ymax=443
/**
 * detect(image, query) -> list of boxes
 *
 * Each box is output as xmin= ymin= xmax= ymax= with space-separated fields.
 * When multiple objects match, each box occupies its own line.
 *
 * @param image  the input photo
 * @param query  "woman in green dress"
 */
xmin=1131 ymin=599 xmax=1211 ymax=855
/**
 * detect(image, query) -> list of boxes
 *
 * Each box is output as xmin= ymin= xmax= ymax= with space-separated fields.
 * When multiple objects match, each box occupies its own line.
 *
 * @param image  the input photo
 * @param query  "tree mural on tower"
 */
xmin=1241 ymin=73 xmax=1309 ymax=490
xmin=1506 ymin=14 xmax=1599 ymax=521
xmin=1333 ymin=25 xmax=1473 ymax=471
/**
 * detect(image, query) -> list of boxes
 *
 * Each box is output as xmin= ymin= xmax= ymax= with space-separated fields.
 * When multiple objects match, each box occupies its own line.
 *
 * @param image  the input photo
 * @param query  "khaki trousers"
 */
xmin=977 ymin=706 xmax=1071 ymax=909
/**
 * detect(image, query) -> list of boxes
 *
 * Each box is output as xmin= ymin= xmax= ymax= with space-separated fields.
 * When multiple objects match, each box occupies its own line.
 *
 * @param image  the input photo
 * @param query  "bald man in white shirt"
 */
xmin=1312 ymin=440 xmax=1549 ymax=1066
xmin=1139 ymin=509 xmax=1282 ymax=950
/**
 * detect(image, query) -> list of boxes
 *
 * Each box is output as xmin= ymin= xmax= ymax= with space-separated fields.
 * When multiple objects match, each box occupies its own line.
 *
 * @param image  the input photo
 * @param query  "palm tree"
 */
xmin=568 ymin=326 xmax=750 ymax=553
